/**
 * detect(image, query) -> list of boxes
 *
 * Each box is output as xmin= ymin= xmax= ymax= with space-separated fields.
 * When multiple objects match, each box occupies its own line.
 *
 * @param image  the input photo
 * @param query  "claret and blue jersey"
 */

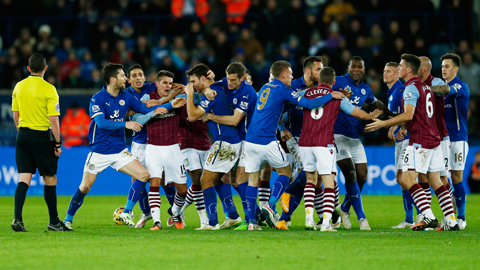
xmin=445 ymin=76 xmax=469 ymax=142
xmin=199 ymin=82 xmax=241 ymax=144
xmin=125 ymin=82 xmax=157 ymax=144
xmin=333 ymin=73 xmax=376 ymax=138
xmin=387 ymin=80 xmax=410 ymax=142
xmin=219 ymin=78 xmax=257 ymax=140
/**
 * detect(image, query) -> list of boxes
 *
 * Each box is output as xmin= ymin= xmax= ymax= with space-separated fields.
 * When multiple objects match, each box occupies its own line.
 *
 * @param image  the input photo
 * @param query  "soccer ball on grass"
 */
xmin=113 ymin=207 xmax=134 ymax=225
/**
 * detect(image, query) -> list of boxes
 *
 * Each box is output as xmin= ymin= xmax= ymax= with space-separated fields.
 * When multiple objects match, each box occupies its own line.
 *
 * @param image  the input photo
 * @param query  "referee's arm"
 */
xmin=13 ymin=111 xmax=19 ymax=131
xmin=50 ymin=116 xmax=61 ymax=156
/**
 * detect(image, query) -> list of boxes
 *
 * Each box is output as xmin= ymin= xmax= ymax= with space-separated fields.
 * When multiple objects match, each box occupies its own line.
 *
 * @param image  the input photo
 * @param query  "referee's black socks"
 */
xmin=44 ymin=185 xmax=60 ymax=225
xmin=14 ymin=182 xmax=29 ymax=222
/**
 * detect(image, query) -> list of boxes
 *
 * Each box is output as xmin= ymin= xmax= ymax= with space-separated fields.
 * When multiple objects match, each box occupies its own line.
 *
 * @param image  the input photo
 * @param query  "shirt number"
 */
xmin=310 ymin=107 xmax=324 ymax=120
xmin=257 ymin=88 xmax=270 ymax=110
xmin=426 ymin=92 xmax=433 ymax=118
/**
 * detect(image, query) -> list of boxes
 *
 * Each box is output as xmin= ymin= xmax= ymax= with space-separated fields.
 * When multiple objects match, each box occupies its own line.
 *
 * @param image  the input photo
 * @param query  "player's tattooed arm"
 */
xmin=431 ymin=84 xmax=452 ymax=95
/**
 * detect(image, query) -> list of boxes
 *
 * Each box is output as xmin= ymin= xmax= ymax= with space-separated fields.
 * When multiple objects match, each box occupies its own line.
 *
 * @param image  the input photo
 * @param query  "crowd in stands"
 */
xmin=0 ymin=0 xmax=479 ymax=145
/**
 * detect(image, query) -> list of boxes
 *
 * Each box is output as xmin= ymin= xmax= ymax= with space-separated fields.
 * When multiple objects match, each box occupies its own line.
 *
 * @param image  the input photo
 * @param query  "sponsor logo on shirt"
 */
xmin=200 ymin=100 xmax=209 ymax=108
xmin=110 ymin=110 xmax=120 ymax=119
xmin=92 ymin=105 xmax=100 ymax=112
xmin=106 ymin=102 xmax=110 ymax=106
xmin=240 ymin=101 xmax=249 ymax=110
xmin=243 ymin=95 xmax=249 ymax=100
xmin=119 ymin=100 xmax=125 ymax=106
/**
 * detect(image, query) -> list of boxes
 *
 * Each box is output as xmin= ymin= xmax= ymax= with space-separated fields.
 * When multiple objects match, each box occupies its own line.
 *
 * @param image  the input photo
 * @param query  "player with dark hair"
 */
xmin=243 ymin=60 xmax=344 ymax=230
xmin=185 ymin=63 xmax=243 ymax=230
xmin=203 ymin=62 xmax=259 ymax=230
xmin=332 ymin=56 xmax=392 ymax=230
xmin=430 ymin=53 xmax=469 ymax=230
xmin=63 ymin=63 xmax=184 ymax=230
xmin=366 ymin=54 xmax=459 ymax=231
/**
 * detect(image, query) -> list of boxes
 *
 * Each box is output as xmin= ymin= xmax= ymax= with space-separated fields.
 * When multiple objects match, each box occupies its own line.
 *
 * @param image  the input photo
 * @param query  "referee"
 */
xmin=11 ymin=53 xmax=72 ymax=231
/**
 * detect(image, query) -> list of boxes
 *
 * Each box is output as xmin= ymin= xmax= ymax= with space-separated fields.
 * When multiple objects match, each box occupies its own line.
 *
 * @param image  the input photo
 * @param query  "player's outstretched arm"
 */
xmin=365 ymin=104 xmax=415 ymax=132
xmin=93 ymin=115 xmax=130 ymax=130
xmin=431 ymin=84 xmax=456 ymax=96
xmin=370 ymin=99 xmax=395 ymax=117
xmin=350 ymin=108 xmax=383 ymax=120
xmin=294 ymin=91 xmax=344 ymax=109
xmin=185 ymin=83 xmax=206 ymax=121
xmin=205 ymin=109 xmax=245 ymax=126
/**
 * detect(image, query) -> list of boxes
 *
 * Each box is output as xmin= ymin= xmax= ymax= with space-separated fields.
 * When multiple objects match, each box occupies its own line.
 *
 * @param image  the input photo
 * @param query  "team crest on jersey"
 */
xmin=340 ymin=149 xmax=346 ymax=155
xmin=240 ymin=101 xmax=249 ymax=110
xmin=330 ymin=149 xmax=334 ymax=155
xmin=361 ymin=89 xmax=366 ymax=95
xmin=119 ymin=100 xmax=125 ymax=106
xmin=55 ymin=103 xmax=60 ymax=113
xmin=233 ymin=98 xmax=238 ymax=105
xmin=184 ymin=158 xmax=189 ymax=166
xmin=92 ymin=105 xmax=100 ymax=112
xmin=200 ymin=100 xmax=209 ymax=108
xmin=88 ymin=164 xmax=95 ymax=170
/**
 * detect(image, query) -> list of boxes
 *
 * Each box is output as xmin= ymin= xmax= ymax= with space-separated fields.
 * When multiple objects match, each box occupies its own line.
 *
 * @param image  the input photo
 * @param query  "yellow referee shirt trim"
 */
xmin=12 ymin=75 xmax=60 ymax=131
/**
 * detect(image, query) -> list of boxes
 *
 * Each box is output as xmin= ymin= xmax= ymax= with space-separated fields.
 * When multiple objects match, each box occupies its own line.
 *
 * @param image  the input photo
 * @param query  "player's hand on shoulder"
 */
xmin=207 ymin=70 xmax=215 ymax=81
xmin=146 ymin=99 xmax=161 ymax=108
xmin=126 ymin=121 xmax=143 ymax=132
xmin=172 ymin=97 xmax=186 ymax=108
xmin=370 ymin=109 xmax=383 ymax=119
xmin=204 ymin=88 xmax=217 ymax=101
xmin=331 ymin=91 xmax=345 ymax=100
xmin=172 ymin=83 xmax=186 ymax=94
xmin=339 ymin=88 xmax=352 ymax=99
xmin=280 ymin=130 xmax=292 ymax=142
xmin=153 ymin=107 xmax=168 ymax=116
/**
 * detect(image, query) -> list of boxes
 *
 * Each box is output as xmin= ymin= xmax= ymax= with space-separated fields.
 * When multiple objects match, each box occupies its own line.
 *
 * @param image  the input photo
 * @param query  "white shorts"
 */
xmin=394 ymin=140 xmax=409 ymax=171
xmin=440 ymin=137 xmax=451 ymax=177
xmin=145 ymin=144 xmax=187 ymax=185
xmin=181 ymin=148 xmax=208 ymax=172
xmin=204 ymin=141 xmax=242 ymax=173
xmin=286 ymin=153 xmax=296 ymax=171
xmin=244 ymin=141 xmax=290 ymax=173
xmin=131 ymin=141 xmax=146 ymax=166
xmin=449 ymin=140 xmax=469 ymax=171
xmin=238 ymin=140 xmax=246 ymax=168
xmin=83 ymin=148 xmax=137 ymax=174
xmin=300 ymin=145 xmax=336 ymax=175
xmin=402 ymin=144 xmax=444 ymax=174
xmin=334 ymin=134 xmax=367 ymax=164
xmin=286 ymin=136 xmax=303 ymax=169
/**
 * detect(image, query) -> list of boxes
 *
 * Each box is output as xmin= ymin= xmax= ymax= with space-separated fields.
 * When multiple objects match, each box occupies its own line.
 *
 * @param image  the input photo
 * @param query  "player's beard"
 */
xmin=117 ymin=81 xmax=126 ymax=91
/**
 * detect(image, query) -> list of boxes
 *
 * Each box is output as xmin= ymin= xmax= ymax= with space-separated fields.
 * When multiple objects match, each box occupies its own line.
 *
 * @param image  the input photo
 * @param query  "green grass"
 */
xmin=0 ymin=195 xmax=479 ymax=270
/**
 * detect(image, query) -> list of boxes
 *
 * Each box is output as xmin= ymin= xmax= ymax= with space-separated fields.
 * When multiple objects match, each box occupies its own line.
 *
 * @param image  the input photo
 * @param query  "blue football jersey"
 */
xmin=445 ymin=76 xmax=469 ymax=142
xmin=199 ymin=83 xmax=241 ymax=144
xmin=220 ymin=78 xmax=258 ymax=140
xmin=333 ymin=73 xmax=376 ymax=138
xmin=283 ymin=77 xmax=308 ymax=137
xmin=126 ymin=82 xmax=157 ymax=144
xmin=89 ymin=87 xmax=151 ymax=154
xmin=387 ymin=80 xmax=410 ymax=142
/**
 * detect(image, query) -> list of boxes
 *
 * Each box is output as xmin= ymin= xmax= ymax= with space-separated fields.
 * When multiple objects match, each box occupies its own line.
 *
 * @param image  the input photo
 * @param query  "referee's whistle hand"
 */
xmin=126 ymin=121 xmax=143 ymax=132
xmin=54 ymin=147 xmax=62 ymax=157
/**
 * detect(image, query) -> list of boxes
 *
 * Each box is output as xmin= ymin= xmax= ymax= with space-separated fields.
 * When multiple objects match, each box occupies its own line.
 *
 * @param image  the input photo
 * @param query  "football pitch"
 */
xmin=1 ymin=195 xmax=478 ymax=270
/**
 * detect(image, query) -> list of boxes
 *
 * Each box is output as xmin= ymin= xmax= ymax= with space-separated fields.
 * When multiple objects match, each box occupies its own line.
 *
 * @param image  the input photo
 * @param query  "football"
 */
xmin=113 ymin=207 xmax=134 ymax=225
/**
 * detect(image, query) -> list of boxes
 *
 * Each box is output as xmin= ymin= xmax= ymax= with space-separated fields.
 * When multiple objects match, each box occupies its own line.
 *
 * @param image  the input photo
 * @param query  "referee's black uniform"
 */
xmin=11 ymin=53 xmax=71 ymax=231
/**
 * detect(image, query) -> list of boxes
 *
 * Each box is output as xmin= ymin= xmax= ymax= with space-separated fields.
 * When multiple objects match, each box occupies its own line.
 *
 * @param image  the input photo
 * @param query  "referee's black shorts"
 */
xmin=15 ymin=128 xmax=58 ymax=176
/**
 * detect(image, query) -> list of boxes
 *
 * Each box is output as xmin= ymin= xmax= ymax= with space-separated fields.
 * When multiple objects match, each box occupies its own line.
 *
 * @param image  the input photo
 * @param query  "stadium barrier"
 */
xmin=0 ymin=146 xmax=475 ymax=196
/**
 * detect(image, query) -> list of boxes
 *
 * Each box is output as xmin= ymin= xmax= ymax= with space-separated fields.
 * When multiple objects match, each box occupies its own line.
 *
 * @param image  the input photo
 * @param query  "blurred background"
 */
xmin=0 ymin=0 xmax=479 ymax=147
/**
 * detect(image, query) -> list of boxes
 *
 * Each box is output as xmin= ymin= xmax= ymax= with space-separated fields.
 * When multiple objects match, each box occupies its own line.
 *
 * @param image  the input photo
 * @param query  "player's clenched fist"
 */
xmin=172 ymin=97 xmax=186 ymax=108
xmin=331 ymin=91 xmax=345 ymax=100
xmin=153 ymin=107 xmax=168 ymax=116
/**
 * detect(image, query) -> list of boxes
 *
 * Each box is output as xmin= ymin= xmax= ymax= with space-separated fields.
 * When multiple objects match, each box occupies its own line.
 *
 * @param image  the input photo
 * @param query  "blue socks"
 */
xmin=280 ymin=186 xmax=303 ymax=221
xmin=163 ymin=185 xmax=176 ymax=206
xmin=125 ymin=180 xmax=146 ymax=213
xmin=402 ymin=189 xmax=415 ymax=223
xmin=235 ymin=182 xmax=249 ymax=220
xmin=215 ymin=182 xmax=239 ymax=219
xmin=343 ymin=182 xmax=366 ymax=220
xmin=453 ymin=182 xmax=467 ymax=221
xmin=284 ymin=170 xmax=306 ymax=194
xmin=246 ymin=186 xmax=258 ymax=224
xmin=65 ymin=188 xmax=87 ymax=222
xmin=203 ymin=186 xmax=218 ymax=226
xmin=138 ymin=185 xmax=151 ymax=215
xmin=269 ymin=174 xmax=290 ymax=210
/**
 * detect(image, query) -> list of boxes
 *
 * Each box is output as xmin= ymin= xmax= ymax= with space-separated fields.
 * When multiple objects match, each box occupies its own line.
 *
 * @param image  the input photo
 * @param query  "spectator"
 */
xmin=80 ymin=51 xmax=97 ymax=83
xmin=235 ymin=27 xmax=264 ymax=63
xmin=46 ymin=56 xmax=61 ymax=85
xmin=110 ymin=39 xmax=132 ymax=65
xmin=384 ymin=21 xmax=401 ymax=51
xmin=60 ymin=51 xmax=80 ymax=82
xmin=286 ymin=0 xmax=307 ymax=36
xmin=190 ymin=35 xmax=209 ymax=62
xmin=365 ymin=23 xmax=383 ymax=48
xmin=222 ymin=0 xmax=251 ymax=24
xmin=345 ymin=19 xmax=363 ymax=47
xmin=258 ymin=0 xmax=286 ymax=50
xmin=13 ymin=28 xmax=36 ymax=53
xmin=185 ymin=21 xmax=203 ymax=50
xmin=55 ymin=37 xmax=74 ymax=63
xmin=323 ymin=0 xmax=356 ymax=25
xmin=132 ymin=35 xmax=151 ymax=68
xmin=0 ymin=55 xmax=22 ymax=88
xmin=324 ymin=21 xmax=344 ymax=51
xmin=212 ymin=31 xmax=233 ymax=61
xmin=151 ymin=36 xmax=169 ymax=66
xmin=412 ymin=37 xmax=429 ymax=57
xmin=114 ymin=20 xmax=135 ymax=49
xmin=468 ymin=151 xmax=480 ymax=193
xmin=171 ymin=0 xmax=210 ymax=23
xmin=63 ymin=66 xmax=87 ymax=88
xmin=36 ymin=24 xmax=58 ymax=59
xmin=60 ymin=102 xmax=90 ymax=147
xmin=351 ymin=36 xmax=373 ymax=68
xmin=458 ymin=52 xmax=480 ymax=97
xmin=87 ymin=69 xmax=103 ymax=89
xmin=92 ymin=39 xmax=110 ymax=68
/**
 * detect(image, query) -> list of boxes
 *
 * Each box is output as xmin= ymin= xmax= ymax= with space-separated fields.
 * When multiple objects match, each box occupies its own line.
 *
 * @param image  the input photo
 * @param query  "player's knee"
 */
xmin=80 ymin=183 xmax=91 ymax=193
xmin=138 ymin=171 xmax=150 ymax=182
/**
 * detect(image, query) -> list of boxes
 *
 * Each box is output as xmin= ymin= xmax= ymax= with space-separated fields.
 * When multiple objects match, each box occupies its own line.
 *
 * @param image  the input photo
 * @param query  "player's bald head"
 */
xmin=419 ymin=57 xmax=432 ymax=72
